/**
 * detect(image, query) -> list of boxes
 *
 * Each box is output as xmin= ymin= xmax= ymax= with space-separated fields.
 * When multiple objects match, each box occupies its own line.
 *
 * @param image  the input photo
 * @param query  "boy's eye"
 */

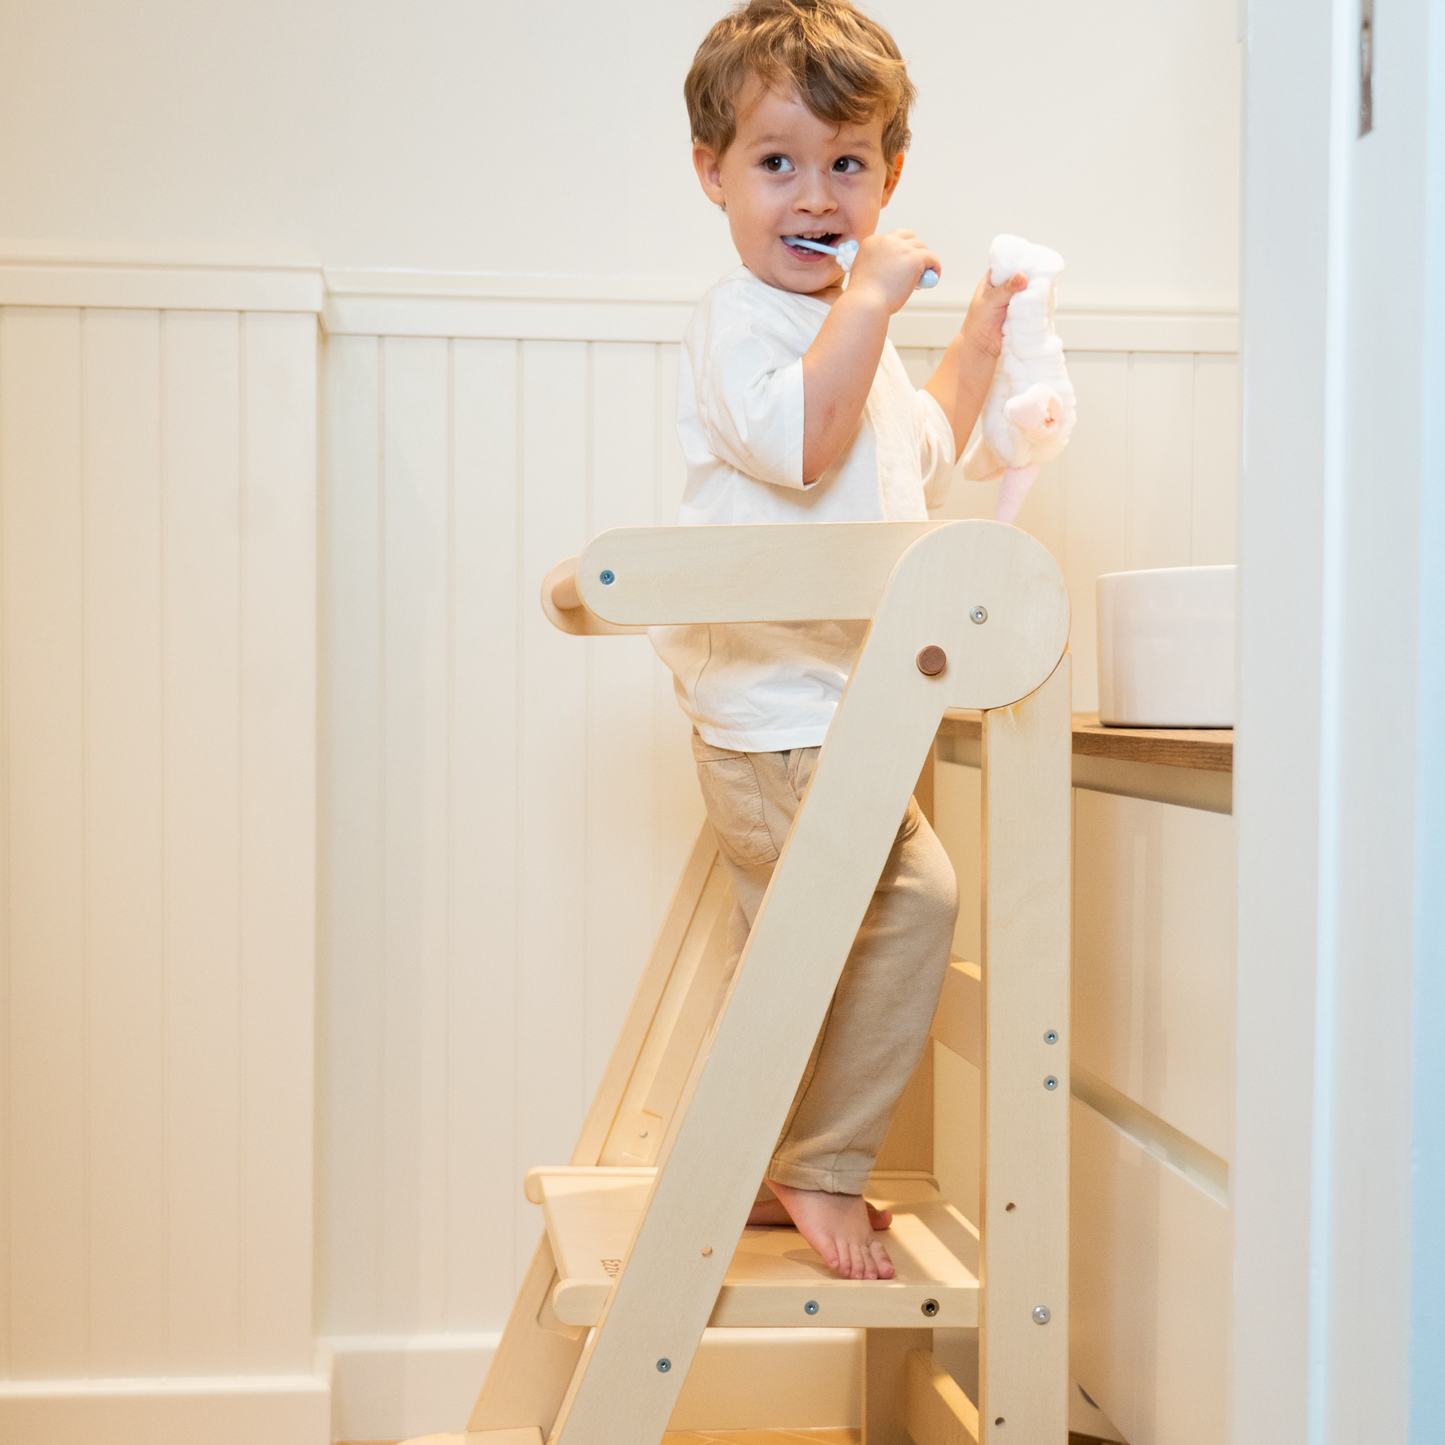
xmin=832 ymin=156 xmax=864 ymax=174
xmin=762 ymin=155 xmax=794 ymax=173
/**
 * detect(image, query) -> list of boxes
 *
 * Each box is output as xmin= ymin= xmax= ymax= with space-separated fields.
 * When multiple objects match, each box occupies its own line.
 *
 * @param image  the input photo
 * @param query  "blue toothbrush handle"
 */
xmin=919 ymin=268 xmax=940 ymax=289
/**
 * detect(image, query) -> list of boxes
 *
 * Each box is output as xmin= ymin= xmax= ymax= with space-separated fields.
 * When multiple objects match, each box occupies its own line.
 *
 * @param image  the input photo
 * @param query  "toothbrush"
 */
xmin=784 ymin=235 xmax=939 ymax=288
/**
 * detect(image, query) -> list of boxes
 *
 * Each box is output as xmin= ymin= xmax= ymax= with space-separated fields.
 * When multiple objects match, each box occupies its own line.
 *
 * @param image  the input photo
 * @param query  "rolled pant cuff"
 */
xmin=767 ymin=1157 xmax=873 ymax=1196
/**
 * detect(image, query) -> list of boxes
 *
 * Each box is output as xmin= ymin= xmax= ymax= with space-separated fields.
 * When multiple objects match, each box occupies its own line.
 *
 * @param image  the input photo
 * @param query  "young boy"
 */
xmin=652 ymin=0 xmax=1023 ymax=1282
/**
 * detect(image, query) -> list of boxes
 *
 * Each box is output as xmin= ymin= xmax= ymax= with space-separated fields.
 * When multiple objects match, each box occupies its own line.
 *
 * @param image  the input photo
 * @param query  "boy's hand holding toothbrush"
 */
xmin=845 ymin=230 xmax=942 ymax=312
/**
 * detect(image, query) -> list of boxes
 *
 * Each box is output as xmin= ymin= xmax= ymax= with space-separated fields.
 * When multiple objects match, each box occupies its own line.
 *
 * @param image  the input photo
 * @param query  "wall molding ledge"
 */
xmin=0 ymin=255 xmax=1238 ymax=352
xmin=0 ymin=257 xmax=325 ymax=313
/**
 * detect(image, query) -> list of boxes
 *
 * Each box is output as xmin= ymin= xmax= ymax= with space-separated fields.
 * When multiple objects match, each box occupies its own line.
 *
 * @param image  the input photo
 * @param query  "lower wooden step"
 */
xmin=523 ymin=1168 xmax=979 ymax=1330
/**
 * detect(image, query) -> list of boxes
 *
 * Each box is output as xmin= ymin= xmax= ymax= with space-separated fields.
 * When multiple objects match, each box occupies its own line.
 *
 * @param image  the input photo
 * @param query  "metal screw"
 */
xmin=600 ymin=569 xmax=616 ymax=585
xmin=970 ymin=605 xmax=988 ymax=624
xmin=656 ymin=1357 xmax=672 ymax=1372
xmin=1045 ymin=1030 xmax=1058 ymax=1045
xmin=1033 ymin=1305 xmax=1051 ymax=1324
xmin=1045 ymin=1076 xmax=1058 ymax=1090
xmin=921 ymin=1298 xmax=940 ymax=1317
xmin=804 ymin=1299 xmax=819 ymax=1315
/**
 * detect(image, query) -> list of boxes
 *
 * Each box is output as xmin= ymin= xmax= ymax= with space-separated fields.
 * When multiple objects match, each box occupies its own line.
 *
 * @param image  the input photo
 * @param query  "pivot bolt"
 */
xmin=970 ymin=605 xmax=988 ymax=624
xmin=600 ymin=569 xmax=616 ymax=585
xmin=921 ymin=1298 xmax=940 ymax=1317
xmin=916 ymin=645 xmax=947 ymax=677
xmin=656 ymin=1357 xmax=672 ymax=1372
xmin=1033 ymin=1305 xmax=1051 ymax=1325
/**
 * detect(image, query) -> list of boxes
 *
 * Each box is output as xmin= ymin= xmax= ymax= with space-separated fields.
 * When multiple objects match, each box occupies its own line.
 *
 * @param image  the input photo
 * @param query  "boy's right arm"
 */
xmin=800 ymin=231 xmax=939 ymax=483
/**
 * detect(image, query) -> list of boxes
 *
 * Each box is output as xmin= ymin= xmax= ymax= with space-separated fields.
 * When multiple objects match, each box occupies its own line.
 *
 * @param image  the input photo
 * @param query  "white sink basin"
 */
xmin=1096 ymin=565 xmax=1236 ymax=727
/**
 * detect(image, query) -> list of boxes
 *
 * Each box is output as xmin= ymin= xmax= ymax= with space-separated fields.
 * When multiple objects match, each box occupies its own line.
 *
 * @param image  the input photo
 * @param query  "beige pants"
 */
xmin=693 ymin=733 xmax=958 ymax=1195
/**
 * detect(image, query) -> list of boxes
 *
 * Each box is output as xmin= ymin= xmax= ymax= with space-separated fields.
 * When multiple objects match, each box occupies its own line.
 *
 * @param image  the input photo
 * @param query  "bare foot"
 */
xmin=761 ymin=1179 xmax=896 ymax=1280
xmin=747 ymin=1195 xmax=893 ymax=1231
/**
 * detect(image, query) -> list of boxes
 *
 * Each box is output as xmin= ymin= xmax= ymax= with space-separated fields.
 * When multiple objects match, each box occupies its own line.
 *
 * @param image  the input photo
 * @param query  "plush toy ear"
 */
xmin=962 ymin=435 xmax=1005 ymax=481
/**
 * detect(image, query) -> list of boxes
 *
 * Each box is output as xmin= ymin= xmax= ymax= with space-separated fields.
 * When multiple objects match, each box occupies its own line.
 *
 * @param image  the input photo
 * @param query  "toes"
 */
xmin=869 ymin=1241 xmax=896 ymax=1280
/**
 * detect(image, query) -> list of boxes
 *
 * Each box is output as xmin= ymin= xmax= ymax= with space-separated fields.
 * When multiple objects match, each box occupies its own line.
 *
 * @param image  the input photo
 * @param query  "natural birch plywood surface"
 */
xmin=978 ymin=659 xmax=1073 ymax=1444
xmin=536 ymin=524 xmax=1066 ymax=1445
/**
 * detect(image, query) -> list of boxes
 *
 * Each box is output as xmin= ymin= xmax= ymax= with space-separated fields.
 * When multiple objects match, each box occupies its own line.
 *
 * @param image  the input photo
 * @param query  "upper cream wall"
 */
xmin=0 ymin=0 xmax=1239 ymax=308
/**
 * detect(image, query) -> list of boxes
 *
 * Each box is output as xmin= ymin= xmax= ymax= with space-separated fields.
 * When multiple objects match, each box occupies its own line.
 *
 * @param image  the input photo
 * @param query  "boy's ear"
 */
xmin=693 ymin=144 xmax=727 ymax=207
xmin=880 ymin=151 xmax=905 ymax=207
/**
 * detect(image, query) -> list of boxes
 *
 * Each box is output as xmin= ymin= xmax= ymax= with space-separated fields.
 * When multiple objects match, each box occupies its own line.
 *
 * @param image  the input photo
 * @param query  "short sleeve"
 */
xmin=692 ymin=319 xmax=808 ymax=491
xmin=917 ymin=386 xmax=957 ymax=511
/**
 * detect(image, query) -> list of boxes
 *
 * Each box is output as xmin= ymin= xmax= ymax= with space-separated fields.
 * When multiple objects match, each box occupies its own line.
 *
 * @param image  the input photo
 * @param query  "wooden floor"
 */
xmin=338 ymin=1435 xmax=860 ymax=1444
xmin=343 ymin=1433 xmax=1115 ymax=1444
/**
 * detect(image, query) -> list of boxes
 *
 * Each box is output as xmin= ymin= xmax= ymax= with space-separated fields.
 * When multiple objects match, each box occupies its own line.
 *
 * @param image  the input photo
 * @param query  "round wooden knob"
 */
xmin=916 ymin=645 xmax=947 ymax=677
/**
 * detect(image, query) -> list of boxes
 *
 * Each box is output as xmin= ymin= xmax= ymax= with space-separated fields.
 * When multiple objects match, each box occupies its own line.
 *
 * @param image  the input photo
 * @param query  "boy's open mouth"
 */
xmin=783 ymin=232 xmax=841 ymax=260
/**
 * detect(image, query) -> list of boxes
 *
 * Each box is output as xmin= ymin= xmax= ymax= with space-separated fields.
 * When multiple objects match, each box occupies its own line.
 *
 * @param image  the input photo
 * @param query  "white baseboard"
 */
xmin=0 ymin=1370 xmax=330 ymax=1445
xmin=325 ymin=1325 xmax=862 ymax=1440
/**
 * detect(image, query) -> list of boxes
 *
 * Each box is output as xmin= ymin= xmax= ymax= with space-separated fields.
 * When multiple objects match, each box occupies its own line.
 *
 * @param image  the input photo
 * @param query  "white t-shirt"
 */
xmin=651 ymin=265 xmax=956 ymax=752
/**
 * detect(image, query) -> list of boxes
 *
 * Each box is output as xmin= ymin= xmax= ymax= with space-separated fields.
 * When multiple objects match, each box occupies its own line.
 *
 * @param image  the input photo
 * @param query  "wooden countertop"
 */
xmin=939 ymin=710 xmax=1233 ymax=774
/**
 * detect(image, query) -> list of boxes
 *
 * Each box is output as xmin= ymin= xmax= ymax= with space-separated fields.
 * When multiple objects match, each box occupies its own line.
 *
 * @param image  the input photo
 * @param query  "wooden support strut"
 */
xmin=456 ymin=520 xmax=1070 ymax=1445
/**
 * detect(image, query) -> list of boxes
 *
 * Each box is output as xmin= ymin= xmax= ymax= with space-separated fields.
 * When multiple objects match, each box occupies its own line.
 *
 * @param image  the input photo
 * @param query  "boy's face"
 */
xmin=694 ymin=79 xmax=903 ymax=297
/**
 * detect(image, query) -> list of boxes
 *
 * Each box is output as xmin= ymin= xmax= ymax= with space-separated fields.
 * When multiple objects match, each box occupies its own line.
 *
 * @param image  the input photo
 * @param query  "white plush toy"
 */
xmin=962 ymin=235 xmax=1076 ymax=524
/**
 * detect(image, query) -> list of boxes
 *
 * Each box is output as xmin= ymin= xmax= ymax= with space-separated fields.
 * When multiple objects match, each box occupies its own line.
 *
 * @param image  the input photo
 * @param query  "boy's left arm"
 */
xmin=923 ymin=270 xmax=1027 ymax=455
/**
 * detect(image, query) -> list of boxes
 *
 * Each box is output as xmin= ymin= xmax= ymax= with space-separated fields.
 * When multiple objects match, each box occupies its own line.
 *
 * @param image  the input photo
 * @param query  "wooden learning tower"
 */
xmin=411 ymin=519 xmax=1072 ymax=1445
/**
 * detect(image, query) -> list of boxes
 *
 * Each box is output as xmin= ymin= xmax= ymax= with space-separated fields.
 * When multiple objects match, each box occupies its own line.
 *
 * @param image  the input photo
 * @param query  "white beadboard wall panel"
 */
xmin=1 ymin=307 xmax=89 ymax=1379
xmin=380 ymin=336 xmax=453 ymax=1333
xmin=319 ymin=334 xmax=386 ymax=1335
xmin=0 ymin=305 xmax=319 ymax=1392
xmin=161 ymin=310 xmax=246 ymax=1374
xmin=446 ymin=337 xmax=523 ymax=1330
xmin=516 ymin=340 xmax=591 ymax=1260
xmin=1191 ymin=353 xmax=1242 ymax=566
xmin=82 ymin=309 xmax=168 ymax=1376
xmin=319 ymin=335 xmax=708 ymax=1338
xmin=237 ymin=312 xmax=319 ymax=1372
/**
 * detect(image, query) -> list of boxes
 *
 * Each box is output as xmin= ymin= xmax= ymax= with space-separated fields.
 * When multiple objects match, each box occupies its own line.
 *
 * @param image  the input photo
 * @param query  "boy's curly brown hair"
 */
xmin=685 ymin=0 xmax=915 ymax=162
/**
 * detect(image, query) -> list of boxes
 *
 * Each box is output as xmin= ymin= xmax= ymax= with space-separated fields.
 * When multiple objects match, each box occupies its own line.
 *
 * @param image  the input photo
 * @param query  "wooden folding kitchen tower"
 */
xmin=418 ymin=519 xmax=1072 ymax=1445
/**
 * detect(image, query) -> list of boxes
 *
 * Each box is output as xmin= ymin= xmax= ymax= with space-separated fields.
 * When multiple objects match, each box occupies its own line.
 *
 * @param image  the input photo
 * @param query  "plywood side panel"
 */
xmin=1 ymin=307 xmax=88 ymax=1378
xmin=161 ymin=309 xmax=245 ymax=1373
xmin=80 ymin=309 xmax=167 ymax=1374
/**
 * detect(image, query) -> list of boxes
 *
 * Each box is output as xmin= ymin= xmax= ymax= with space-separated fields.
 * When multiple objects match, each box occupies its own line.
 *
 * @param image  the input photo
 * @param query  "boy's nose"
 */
xmin=794 ymin=168 xmax=837 ymax=215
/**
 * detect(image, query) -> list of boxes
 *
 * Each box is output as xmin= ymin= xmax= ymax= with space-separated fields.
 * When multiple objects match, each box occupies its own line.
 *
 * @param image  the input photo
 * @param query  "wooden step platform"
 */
xmin=524 ymin=1168 xmax=980 ymax=1331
